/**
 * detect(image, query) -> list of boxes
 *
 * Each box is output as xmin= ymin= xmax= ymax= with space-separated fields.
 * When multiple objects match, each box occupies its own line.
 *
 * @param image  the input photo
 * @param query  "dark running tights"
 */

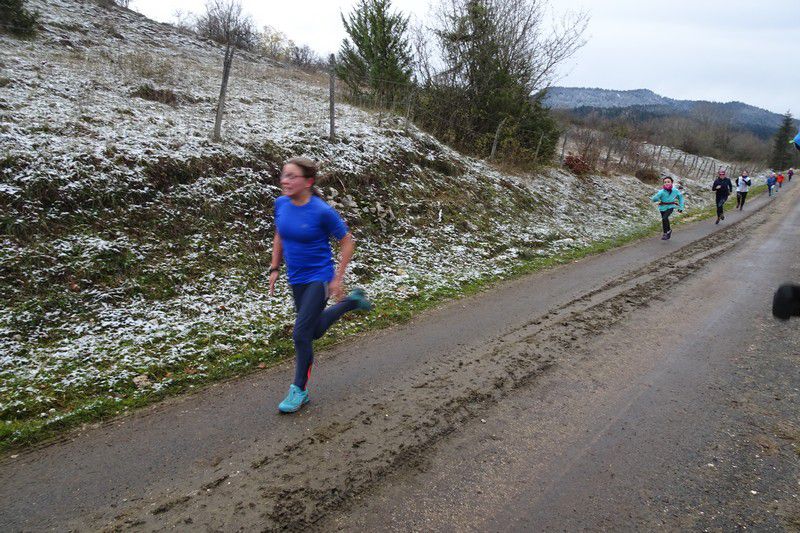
xmin=290 ymin=281 xmax=358 ymax=390
xmin=716 ymin=196 xmax=727 ymax=217
xmin=661 ymin=208 xmax=674 ymax=233
xmin=736 ymin=191 xmax=748 ymax=209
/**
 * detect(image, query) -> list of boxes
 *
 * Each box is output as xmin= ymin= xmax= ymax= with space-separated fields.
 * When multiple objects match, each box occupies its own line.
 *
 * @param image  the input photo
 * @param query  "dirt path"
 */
xmin=326 ymin=184 xmax=800 ymax=531
xmin=1 ymin=186 xmax=798 ymax=531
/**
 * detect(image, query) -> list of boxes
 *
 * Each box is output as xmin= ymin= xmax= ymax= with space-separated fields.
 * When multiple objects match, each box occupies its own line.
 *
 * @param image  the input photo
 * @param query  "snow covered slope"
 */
xmin=0 ymin=0 xmax=723 ymax=444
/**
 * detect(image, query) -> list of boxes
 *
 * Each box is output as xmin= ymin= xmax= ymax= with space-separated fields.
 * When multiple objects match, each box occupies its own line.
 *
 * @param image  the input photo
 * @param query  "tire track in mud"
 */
xmin=91 ymin=201 xmax=775 ymax=532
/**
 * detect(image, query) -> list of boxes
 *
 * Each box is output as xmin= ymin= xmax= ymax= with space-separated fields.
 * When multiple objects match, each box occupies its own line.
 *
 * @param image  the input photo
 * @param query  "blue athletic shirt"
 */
xmin=274 ymin=195 xmax=349 ymax=285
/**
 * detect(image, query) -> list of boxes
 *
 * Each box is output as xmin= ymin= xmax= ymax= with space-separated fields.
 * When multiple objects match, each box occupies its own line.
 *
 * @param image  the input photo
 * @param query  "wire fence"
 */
xmin=556 ymin=125 xmax=762 ymax=182
xmin=264 ymin=55 xmax=759 ymax=180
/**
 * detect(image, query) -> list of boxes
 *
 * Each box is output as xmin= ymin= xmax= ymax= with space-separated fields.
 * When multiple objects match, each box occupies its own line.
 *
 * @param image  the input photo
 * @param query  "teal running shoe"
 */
xmin=278 ymin=384 xmax=309 ymax=413
xmin=347 ymin=288 xmax=373 ymax=311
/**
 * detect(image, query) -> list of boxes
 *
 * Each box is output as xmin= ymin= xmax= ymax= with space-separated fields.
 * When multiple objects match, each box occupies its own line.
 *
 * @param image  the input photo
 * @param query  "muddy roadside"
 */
xmin=325 ymin=184 xmax=800 ymax=532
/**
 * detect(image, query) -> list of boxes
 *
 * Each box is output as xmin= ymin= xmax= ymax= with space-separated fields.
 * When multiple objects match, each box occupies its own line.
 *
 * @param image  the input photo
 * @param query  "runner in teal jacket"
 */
xmin=650 ymin=176 xmax=684 ymax=240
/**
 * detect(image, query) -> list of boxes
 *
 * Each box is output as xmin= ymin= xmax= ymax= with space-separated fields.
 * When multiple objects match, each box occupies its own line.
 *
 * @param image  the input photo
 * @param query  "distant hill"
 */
xmin=542 ymin=87 xmax=791 ymax=139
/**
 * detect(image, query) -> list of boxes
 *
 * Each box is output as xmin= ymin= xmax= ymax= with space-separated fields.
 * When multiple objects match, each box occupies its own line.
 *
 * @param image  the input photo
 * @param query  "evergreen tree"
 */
xmin=437 ymin=1 xmax=529 ymax=140
xmin=337 ymin=0 xmax=413 ymax=106
xmin=770 ymin=111 xmax=797 ymax=170
xmin=417 ymin=0 xmax=570 ymax=164
xmin=0 ymin=0 xmax=39 ymax=37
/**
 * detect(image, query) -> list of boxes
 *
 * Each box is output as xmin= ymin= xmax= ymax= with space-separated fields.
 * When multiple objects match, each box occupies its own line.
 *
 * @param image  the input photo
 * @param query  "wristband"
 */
xmin=269 ymin=267 xmax=280 ymax=274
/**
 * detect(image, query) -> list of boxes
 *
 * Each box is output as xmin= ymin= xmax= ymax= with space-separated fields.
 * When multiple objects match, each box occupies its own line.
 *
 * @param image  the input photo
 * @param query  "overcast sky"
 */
xmin=130 ymin=0 xmax=799 ymax=115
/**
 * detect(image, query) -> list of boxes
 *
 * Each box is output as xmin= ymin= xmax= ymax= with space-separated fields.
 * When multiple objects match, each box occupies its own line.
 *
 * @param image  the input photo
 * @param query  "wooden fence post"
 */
xmin=533 ymin=131 xmax=545 ymax=162
xmin=403 ymin=90 xmax=414 ymax=133
xmin=490 ymin=117 xmax=508 ymax=160
xmin=328 ymin=54 xmax=336 ymax=143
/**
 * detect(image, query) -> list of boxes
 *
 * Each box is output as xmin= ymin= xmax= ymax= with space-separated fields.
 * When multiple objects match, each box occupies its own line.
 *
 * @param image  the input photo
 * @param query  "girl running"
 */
xmin=269 ymin=157 xmax=372 ymax=413
xmin=711 ymin=169 xmax=733 ymax=224
xmin=735 ymin=171 xmax=752 ymax=210
xmin=767 ymin=172 xmax=777 ymax=196
xmin=651 ymin=176 xmax=684 ymax=240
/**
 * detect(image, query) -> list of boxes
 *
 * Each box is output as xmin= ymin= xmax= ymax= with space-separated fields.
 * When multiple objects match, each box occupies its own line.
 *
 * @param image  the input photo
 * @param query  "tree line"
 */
xmin=172 ymin=0 xmax=588 ymax=165
xmin=555 ymin=106 xmax=799 ymax=172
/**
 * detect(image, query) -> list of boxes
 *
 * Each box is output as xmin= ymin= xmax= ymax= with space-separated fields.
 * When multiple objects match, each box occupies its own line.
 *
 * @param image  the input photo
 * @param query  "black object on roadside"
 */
xmin=772 ymin=284 xmax=800 ymax=320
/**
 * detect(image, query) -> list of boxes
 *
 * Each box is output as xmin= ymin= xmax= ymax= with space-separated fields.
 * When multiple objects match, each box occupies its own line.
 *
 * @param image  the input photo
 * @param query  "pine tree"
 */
xmin=337 ymin=0 xmax=413 ymax=106
xmin=770 ymin=111 xmax=796 ymax=170
xmin=417 ymin=0 xmax=568 ymax=164
xmin=437 ymin=1 xmax=527 ymax=139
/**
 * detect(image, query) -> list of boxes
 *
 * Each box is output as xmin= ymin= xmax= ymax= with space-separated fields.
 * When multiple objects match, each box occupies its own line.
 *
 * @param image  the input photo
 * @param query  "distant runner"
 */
xmin=767 ymin=172 xmax=777 ymax=197
xmin=735 ymin=170 xmax=752 ymax=210
xmin=651 ymin=176 xmax=685 ymax=240
xmin=712 ymin=169 xmax=733 ymax=224
xmin=777 ymin=172 xmax=785 ymax=189
xmin=269 ymin=157 xmax=373 ymax=413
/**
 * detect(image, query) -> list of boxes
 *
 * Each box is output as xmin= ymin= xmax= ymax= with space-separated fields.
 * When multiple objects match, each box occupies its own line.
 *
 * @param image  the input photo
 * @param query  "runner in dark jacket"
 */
xmin=712 ymin=170 xmax=733 ymax=224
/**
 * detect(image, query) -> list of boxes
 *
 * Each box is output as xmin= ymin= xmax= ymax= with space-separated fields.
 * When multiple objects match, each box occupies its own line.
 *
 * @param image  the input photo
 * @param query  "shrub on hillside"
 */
xmin=118 ymin=51 xmax=175 ymax=84
xmin=0 ymin=0 xmax=39 ymax=37
xmin=564 ymin=154 xmax=591 ymax=176
xmin=131 ymin=84 xmax=179 ymax=106
xmin=634 ymin=168 xmax=660 ymax=184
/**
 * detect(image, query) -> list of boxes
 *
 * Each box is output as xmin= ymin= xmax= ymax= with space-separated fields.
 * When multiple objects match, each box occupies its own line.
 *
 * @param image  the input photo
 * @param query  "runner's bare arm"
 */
xmin=269 ymin=233 xmax=283 ymax=296
xmin=330 ymin=232 xmax=354 ymax=301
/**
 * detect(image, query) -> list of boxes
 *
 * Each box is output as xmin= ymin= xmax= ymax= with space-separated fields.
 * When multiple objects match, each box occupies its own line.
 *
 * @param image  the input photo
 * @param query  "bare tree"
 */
xmin=524 ymin=5 xmax=589 ymax=92
xmin=432 ymin=0 xmax=587 ymax=94
xmin=196 ymin=0 xmax=255 ymax=142
xmin=287 ymin=42 xmax=322 ymax=70
xmin=171 ymin=9 xmax=196 ymax=33
xmin=259 ymin=25 xmax=289 ymax=61
xmin=409 ymin=19 xmax=435 ymax=85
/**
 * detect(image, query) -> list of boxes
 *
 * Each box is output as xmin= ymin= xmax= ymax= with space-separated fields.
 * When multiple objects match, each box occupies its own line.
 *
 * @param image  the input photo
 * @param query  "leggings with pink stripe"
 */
xmin=290 ymin=281 xmax=357 ymax=390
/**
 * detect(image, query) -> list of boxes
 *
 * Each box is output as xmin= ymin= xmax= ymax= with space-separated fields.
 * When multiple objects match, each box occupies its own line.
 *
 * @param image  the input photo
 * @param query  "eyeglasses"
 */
xmin=281 ymin=172 xmax=310 ymax=180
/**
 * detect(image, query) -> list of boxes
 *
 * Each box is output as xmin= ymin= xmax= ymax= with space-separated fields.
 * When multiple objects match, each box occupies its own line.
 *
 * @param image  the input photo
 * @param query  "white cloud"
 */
xmin=553 ymin=0 xmax=799 ymax=113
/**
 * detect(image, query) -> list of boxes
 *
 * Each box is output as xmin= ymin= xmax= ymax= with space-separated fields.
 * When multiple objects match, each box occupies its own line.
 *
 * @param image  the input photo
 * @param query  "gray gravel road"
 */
xmin=1 ymin=185 xmax=798 ymax=531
